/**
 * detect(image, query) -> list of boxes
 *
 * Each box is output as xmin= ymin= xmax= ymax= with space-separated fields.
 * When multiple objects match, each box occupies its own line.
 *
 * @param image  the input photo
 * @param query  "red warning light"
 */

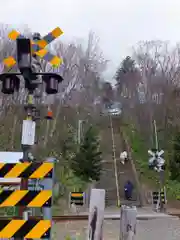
xmin=45 ymin=107 xmax=53 ymax=120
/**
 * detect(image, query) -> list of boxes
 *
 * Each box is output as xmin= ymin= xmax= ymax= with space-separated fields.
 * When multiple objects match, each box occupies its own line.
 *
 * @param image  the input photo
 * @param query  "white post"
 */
xmin=87 ymin=189 xmax=105 ymax=240
xmin=120 ymin=205 xmax=137 ymax=240
xmin=153 ymin=120 xmax=158 ymax=150
xmin=23 ymin=211 xmax=29 ymax=220
xmin=78 ymin=120 xmax=82 ymax=144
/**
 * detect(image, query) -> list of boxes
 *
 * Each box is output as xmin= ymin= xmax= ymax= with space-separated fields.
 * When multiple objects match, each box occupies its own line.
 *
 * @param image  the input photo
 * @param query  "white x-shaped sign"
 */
xmin=148 ymin=149 xmax=164 ymax=157
xmin=148 ymin=149 xmax=165 ymax=166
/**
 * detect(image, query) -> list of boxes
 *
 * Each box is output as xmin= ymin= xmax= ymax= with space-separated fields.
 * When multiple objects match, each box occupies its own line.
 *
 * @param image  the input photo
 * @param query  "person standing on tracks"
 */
xmin=124 ymin=180 xmax=134 ymax=200
xmin=89 ymin=206 xmax=98 ymax=240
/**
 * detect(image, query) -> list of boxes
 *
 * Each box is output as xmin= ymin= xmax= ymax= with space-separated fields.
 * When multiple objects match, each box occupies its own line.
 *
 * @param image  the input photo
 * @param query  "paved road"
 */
xmin=53 ymin=217 xmax=180 ymax=240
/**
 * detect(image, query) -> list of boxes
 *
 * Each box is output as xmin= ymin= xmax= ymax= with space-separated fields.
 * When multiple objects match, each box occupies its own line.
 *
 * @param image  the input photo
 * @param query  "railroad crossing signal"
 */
xmin=148 ymin=149 xmax=165 ymax=171
xmin=3 ymin=27 xmax=63 ymax=68
xmin=0 ymin=27 xmax=64 ymax=95
xmin=148 ymin=149 xmax=164 ymax=163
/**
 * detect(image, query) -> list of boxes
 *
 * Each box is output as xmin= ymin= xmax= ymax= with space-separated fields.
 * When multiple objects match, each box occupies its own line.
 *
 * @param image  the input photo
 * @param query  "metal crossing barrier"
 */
xmin=152 ymin=187 xmax=166 ymax=211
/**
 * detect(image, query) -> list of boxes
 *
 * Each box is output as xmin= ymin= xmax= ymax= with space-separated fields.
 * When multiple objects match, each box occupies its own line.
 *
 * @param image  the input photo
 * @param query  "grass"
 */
xmin=122 ymin=123 xmax=180 ymax=201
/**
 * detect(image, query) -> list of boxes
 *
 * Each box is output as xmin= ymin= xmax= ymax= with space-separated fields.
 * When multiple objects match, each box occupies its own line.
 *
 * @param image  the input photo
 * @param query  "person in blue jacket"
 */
xmin=124 ymin=180 xmax=134 ymax=200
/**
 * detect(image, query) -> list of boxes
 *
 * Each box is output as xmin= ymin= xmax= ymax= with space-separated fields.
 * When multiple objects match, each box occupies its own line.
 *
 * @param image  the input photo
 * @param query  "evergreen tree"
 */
xmin=115 ymin=56 xmax=136 ymax=85
xmin=170 ymin=131 xmax=180 ymax=181
xmin=102 ymin=81 xmax=114 ymax=109
xmin=60 ymin=125 xmax=77 ymax=162
xmin=115 ymin=56 xmax=139 ymax=99
xmin=71 ymin=125 xmax=102 ymax=182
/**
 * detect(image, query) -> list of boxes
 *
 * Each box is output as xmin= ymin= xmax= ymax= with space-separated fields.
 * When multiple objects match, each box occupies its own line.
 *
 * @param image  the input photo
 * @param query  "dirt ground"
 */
xmin=142 ymin=182 xmax=180 ymax=215
xmin=52 ymin=217 xmax=180 ymax=240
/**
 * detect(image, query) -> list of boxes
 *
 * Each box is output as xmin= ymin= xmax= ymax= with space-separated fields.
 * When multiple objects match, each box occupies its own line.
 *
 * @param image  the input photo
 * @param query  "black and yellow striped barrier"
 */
xmin=160 ymin=190 xmax=166 ymax=204
xmin=0 ymin=190 xmax=52 ymax=207
xmin=152 ymin=190 xmax=166 ymax=205
xmin=0 ymin=220 xmax=51 ymax=238
xmin=70 ymin=192 xmax=84 ymax=205
xmin=0 ymin=162 xmax=53 ymax=178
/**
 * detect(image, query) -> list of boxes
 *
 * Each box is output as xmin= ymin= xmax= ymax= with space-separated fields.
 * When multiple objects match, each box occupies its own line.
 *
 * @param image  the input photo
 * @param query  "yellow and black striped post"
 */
xmin=0 ymin=190 xmax=52 ymax=207
xmin=0 ymin=162 xmax=53 ymax=178
xmin=152 ymin=191 xmax=159 ymax=205
xmin=152 ymin=189 xmax=166 ymax=210
xmin=160 ymin=188 xmax=166 ymax=205
xmin=0 ymin=220 xmax=51 ymax=238
xmin=0 ymin=162 xmax=53 ymax=237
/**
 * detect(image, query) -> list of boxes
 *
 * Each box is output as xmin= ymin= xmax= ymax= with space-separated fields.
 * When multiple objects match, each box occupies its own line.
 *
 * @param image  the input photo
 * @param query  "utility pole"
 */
xmin=154 ymin=120 xmax=163 ymax=211
xmin=154 ymin=120 xmax=165 ymax=212
xmin=154 ymin=120 xmax=159 ymax=151
xmin=78 ymin=120 xmax=83 ymax=144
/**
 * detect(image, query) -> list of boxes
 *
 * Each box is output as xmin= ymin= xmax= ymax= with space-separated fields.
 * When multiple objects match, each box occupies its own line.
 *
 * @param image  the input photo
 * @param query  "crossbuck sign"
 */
xmin=148 ymin=149 xmax=165 ymax=171
xmin=3 ymin=27 xmax=63 ymax=68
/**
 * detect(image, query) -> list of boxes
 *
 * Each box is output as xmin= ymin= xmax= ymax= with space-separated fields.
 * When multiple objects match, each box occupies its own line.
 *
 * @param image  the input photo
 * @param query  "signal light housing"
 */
xmin=45 ymin=77 xmax=59 ymax=94
xmin=43 ymin=73 xmax=63 ymax=94
xmin=0 ymin=72 xmax=63 ymax=95
xmin=32 ymin=109 xmax=40 ymax=121
xmin=24 ymin=77 xmax=38 ymax=92
xmin=1 ymin=75 xmax=20 ymax=94
xmin=17 ymin=38 xmax=32 ymax=73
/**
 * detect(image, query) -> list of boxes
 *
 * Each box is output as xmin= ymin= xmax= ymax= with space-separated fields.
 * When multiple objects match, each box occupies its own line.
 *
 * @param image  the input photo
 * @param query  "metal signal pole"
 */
xmin=153 ymin=120 xmax=165 ymax=212
xmin=19 ymin=93 xmax=36 ymax=217
xmin=154 ymin=120 xmax=159 ymax=151
xmin=19 ymin=33 xmax=42 ymax=220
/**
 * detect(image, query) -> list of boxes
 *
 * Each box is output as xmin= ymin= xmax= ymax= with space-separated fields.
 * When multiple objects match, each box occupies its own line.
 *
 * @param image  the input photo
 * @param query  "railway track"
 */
xmin=0 ymin=215 xmax=89 ymax=221
xmin=0 ymin=212 xmax=179 ymax=222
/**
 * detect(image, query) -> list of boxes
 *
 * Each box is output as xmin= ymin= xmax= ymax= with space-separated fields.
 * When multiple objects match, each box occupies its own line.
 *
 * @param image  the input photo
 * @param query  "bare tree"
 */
xmin=49 ymin=32 xmax=108 ymax=139
xmin=132 ymin=40 xmax=180 ymax=146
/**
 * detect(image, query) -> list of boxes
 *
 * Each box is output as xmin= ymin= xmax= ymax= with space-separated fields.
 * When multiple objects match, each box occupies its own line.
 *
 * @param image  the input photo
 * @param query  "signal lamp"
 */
xmin=1 ymin=75 xmax=20 ymax=94
xmin=43 ymin=74 xmax=63 ymax=94
xmin=17 ymin=38 xmax=31 ymax=73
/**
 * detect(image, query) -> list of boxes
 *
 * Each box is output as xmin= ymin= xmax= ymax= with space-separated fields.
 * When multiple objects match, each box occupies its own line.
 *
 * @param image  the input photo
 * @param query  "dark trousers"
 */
xmin=89 ymin=226 xmax=96 ymax=240
xmin=124 ymin=190 xmax=131 ymax=200
xmin=91 ymin=229 xmax=95 ymax=240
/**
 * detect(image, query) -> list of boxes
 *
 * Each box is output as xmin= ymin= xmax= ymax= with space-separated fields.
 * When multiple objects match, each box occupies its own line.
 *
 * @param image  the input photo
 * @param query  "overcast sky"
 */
xmin=1 ymin=0 xmax=180 ymax=81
